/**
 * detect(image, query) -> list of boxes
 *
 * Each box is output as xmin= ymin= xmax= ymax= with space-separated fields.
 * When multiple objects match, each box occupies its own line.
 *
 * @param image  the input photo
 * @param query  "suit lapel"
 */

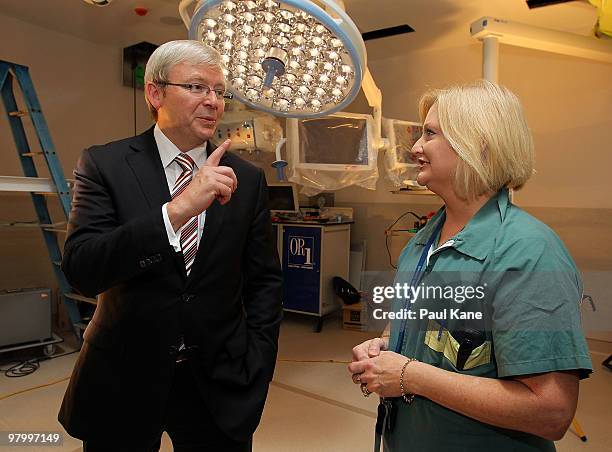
xmin=125 ymin=127 xmax=185 ymax=278
xmin=125 ymin=127 xmax=171 ymax=209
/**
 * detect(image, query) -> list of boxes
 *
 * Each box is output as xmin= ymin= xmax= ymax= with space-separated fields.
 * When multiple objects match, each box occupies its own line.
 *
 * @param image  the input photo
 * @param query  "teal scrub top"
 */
xmin=384 ymin=189 xmax=592 ymax=452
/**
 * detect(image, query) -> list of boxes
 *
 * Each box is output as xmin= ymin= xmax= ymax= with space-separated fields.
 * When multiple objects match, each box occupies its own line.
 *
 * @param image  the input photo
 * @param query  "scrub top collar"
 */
xmin=414 ymin=188 xmax=512 ymax=261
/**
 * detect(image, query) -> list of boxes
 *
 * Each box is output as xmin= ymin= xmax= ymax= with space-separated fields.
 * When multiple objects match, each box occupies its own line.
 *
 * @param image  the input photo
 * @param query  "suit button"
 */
xmin=182 ymin=293 xmax=194 ymax=303
xmin=138 ymin=259 xmax=147 ymax=268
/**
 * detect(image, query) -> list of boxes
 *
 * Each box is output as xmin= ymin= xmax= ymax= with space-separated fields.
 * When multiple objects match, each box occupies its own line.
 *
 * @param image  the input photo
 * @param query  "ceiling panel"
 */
xmin=0 ymin=0 xmax=599 ymax=62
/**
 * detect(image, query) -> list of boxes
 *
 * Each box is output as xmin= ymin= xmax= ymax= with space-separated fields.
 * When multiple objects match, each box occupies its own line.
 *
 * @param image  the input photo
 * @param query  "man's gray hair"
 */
xmin=144 ymin=40 xmax=225 ymax=120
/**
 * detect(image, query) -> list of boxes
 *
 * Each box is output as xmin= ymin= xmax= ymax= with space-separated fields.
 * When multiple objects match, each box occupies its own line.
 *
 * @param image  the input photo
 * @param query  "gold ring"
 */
xmin=352 ymin=373 xmax=362 ymax=384
xmin=361 ymin=383 xmax=371 ymax=397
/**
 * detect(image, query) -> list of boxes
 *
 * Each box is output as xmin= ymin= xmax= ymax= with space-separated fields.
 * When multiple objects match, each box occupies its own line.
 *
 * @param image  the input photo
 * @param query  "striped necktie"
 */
xmin=171 ymin=153 xmax=198 ymax=275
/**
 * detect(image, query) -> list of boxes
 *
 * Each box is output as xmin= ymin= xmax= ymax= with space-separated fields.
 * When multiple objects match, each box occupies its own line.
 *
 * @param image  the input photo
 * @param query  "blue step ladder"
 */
xmin=0 ymin=60 xmax=95 ymax=340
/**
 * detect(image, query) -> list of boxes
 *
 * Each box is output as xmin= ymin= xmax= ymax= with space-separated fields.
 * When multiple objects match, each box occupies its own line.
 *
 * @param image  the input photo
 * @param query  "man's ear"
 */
xmin=145 ymin=81 xmax=163 ymax=110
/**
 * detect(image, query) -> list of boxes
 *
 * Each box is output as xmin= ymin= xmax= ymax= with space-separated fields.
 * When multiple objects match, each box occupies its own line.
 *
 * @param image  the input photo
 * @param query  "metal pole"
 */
xmin=483 ymin=36 xmax=499 ymax=82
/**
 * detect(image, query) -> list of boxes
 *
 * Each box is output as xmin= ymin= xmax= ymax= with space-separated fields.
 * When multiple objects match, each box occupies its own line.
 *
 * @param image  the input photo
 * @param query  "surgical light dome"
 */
xmin=181 ymin=0 xmax=367 ymax=118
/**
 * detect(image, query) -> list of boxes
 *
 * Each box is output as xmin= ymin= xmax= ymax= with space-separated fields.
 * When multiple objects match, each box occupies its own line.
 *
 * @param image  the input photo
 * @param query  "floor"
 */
xmin=0 ymin=313 xmax=610 ymax=452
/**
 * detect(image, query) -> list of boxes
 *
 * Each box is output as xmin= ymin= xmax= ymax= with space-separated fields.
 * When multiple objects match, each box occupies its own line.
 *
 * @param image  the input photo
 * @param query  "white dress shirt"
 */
xmin=154 ymin=124 xmax=208 ymax=252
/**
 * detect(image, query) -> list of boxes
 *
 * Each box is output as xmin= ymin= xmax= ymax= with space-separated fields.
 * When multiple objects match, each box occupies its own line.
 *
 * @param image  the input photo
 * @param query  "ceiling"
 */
xmin=0 ymin=0 xmax=599 ymax=61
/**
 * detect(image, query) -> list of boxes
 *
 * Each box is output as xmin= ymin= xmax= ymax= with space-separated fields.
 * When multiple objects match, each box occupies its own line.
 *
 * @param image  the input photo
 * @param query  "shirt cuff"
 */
xmin=162 ymin=202 xmax=181 ymax=252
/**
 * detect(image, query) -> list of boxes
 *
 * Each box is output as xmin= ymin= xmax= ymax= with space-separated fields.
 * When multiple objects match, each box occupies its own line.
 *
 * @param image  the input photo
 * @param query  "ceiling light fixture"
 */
xmin=179 ymin=0 xmax=366 ymax=119
xmin=82 ymin=0 xmax=114 ymax=6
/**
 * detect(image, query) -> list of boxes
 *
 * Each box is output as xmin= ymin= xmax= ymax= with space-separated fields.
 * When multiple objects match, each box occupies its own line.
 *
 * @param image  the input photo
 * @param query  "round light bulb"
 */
xmin=290 ymin=48 xmax=304 ymax=59
xmin=262 ymin=0 xmax=278 ymax=9
xmin=275 ymin=36 xmax=289 ymax=46
xmin=277 ymin=98 xmax=290 ymax=111
xmin=223 ymin=14 xmax=236 ymax=24
xmin=221 ymin=1 xmax=237 ymax=12
xmin=279 ymin=9 xmax=294 ymax=20
xmin=259 ymin=11 xmax=275 ymax=23
xmin=255 ymin=36 xmax=270 ymax=47
xmin=292 ymin=35 xmax=305 ymax=46
xmin=253 ymin=48 xmax=266 ymax=59
xmin=310 ymin=99 xmax=322 ymax=111
xmin=248 ymin=75 xmax=262 ymax=87
xmin=246 ymin=88 xmax=260 ymax=101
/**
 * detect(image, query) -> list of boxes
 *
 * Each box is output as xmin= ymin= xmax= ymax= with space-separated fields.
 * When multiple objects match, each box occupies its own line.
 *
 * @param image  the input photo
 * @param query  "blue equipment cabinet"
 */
xmin=278 ymin=222 xmax=351 ymax=331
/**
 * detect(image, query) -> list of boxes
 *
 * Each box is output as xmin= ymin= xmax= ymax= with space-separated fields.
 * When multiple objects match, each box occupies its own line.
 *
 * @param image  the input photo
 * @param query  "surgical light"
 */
xmin=180 ymin=0 xmax=366 ymax=118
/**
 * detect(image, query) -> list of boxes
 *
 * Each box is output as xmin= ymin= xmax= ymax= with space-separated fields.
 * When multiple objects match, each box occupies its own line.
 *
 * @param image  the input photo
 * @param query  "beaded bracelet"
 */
xmin=399 ymin=358 xmax=417 ymax=404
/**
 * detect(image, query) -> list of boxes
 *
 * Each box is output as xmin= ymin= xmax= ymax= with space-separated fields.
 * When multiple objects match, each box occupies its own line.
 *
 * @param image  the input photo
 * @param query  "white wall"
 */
xmin=0 ymin=12 xmax=153 ymax=293
xmin=0 ymin=13 xmax=153 ymax=179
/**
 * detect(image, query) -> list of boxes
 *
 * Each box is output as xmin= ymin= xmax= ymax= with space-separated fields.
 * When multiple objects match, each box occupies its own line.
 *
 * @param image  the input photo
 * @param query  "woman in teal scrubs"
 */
xmin=348 ymin=80 xmax=592 ymax=451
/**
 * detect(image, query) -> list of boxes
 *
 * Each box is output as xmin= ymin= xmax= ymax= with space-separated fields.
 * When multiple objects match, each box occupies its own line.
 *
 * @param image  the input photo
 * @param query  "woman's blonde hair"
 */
xmin=418 ymin=80 xmax=534 ymax=200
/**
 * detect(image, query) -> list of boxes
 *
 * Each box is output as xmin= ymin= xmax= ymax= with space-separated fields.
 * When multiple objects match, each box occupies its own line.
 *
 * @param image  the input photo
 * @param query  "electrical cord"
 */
xmin=0 ymin=349 xmax=79 ymax=401
xmin=385 ymin=211 xmax=424 ymax=269
xmin=2 ymin=360 xmax=40 ymax=378
xmin=0 ymin=349 xmax=79 ymax=378
xmin=0 ymin=354 xmax=343 ymax=402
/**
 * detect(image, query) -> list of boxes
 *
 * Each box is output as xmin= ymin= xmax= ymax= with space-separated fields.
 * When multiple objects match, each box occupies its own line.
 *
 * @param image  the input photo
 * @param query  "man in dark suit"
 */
xmin=58 ymin=40 xmax=283 ymax=452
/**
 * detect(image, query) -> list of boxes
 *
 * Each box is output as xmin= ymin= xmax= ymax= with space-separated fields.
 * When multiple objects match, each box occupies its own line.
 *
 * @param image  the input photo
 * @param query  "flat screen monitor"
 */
xmin=382 ymin=118 xmax=422 ymax=169
xmin=267 ymin=183 xmax=299 ymax=213
xmin=287 ymin=112 xmax=376 ymax=171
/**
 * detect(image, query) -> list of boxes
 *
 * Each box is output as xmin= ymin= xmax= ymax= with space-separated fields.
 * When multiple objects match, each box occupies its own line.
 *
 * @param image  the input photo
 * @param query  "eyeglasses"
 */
xmin=155 ymin=81 xmax=233 ymax=101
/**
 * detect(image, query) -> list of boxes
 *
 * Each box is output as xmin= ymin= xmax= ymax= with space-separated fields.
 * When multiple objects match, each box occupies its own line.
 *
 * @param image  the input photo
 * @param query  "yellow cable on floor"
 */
xmin=0 ymin=376 xmax=70 ymax=401
xmin=0 ymin=358 xmax=348 ymax=401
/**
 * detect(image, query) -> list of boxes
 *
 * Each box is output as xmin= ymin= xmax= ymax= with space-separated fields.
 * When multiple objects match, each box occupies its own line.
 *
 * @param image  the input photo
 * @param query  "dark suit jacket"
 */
xmin=58 ymin=127 xmax=283 ymax=442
